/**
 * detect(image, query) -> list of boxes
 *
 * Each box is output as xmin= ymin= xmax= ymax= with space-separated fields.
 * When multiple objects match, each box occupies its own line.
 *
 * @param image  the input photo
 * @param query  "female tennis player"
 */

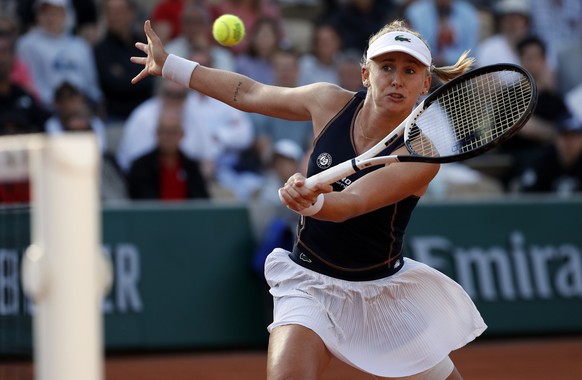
xmin=131 ymin=19 xmax=487 ymax=380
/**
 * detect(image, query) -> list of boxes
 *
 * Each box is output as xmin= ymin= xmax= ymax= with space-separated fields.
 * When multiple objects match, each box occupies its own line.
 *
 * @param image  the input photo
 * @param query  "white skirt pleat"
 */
xmin=265 ymin=248 xmax=487 ymax=378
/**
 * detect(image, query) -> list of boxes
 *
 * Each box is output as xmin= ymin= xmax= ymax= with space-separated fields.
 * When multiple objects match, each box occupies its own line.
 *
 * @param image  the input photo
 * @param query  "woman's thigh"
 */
xmin=267 ymin=325 xmax=459 ymax=380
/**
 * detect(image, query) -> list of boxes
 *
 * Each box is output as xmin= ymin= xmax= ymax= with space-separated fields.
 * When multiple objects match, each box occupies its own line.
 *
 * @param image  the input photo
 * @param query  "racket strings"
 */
xmin=407 ymin=69 xmax=535 ymax=158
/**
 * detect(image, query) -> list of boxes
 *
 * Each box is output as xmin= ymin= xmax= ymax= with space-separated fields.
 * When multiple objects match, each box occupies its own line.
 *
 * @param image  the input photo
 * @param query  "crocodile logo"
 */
xmin=395 ymin=35 xmax=411 ymax=42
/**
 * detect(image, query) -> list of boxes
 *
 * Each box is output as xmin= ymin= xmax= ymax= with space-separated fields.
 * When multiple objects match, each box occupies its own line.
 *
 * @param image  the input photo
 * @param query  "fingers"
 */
xmin=130 ymin=21 xmax=155 ymax=85
xmin=134 ymin=42 xmax=147 ymax=53
xmin=129 ymin=54 xmax=148 ymax=84
xmin=144 ymin=20 xmax=160 ymax=46
xmin=143 ymin=19 xmax=152 ymax=38
xmin=130 ymin=25 xmax=148 ymax=85
xmin=131 ymin=69 xmax=148 ymax=85
xmin=312 ymin=182 xmax=334 ymax=194
xmin=279 ymin=188 xmax=312 ymax=211
xmin=130 ymin=56 xmax=146 ymax=65
xmin=279 ymin=174 xmax=319 ymax=211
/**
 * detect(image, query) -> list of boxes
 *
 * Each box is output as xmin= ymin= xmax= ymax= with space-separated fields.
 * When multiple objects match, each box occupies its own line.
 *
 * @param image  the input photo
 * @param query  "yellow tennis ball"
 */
xmin=212 ymin=14 xmax=245 ymax=47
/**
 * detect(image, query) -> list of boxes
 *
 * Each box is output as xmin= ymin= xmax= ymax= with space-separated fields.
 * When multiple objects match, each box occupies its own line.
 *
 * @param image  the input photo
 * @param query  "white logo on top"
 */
xmin=316 ymin=153 xmax=332 ymax=169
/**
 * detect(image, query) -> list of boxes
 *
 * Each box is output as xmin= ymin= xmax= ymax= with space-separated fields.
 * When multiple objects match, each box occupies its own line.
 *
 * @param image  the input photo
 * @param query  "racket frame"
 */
xmin=305 ymin=64 xmax=538 ymax=188
xmin=400 ymin=63 xmax=538 ymax=164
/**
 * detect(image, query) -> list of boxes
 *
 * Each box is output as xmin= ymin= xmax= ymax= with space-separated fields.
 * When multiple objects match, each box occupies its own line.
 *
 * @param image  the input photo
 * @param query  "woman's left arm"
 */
xmin=280 ymin=146 xmax=440 ymax=222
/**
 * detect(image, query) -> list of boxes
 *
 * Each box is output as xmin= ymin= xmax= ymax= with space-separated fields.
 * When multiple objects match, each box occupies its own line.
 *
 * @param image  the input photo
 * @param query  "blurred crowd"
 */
xmin=0 ymin=0 xmax=581 ymax=205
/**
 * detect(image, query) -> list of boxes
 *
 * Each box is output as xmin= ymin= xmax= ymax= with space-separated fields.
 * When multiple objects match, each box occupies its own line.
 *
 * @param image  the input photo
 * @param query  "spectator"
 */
xmin=0 ymin=14 xmax=38 ymax=98
xmin=0 ymin=115 xmax=30 ymax=203
xmin=474 ymin=0 xmax=530 ymax=67
xmin=251 ymin=139 xmax=305 ymax=276
xmin=209 ymin=0 xmax=282 ymax=55
xmin=166 ymin=2 xmax=236 ymax=71
xmin=298 ymin=22 xmax=342 ymax=86
xmin=69 ymin=0 xmax=100 ymax=46
xmin=234 ymin=17 xmax=282 ymax=85
xmin=516 ymin=36 xmax=568 ymax=136
xmin=149 ymin=0 xmax=187 ymax=44
xmin=556 ymin=41 xmax=582 ymax=97
xmin=526 ymin=0 xmax=582 ymax=68
xmin=94 ymin=0 xmax=156 ymax=122
xmin=59 ymin=106 xmax=129 ymax=201
xmin=500 ymin=35 xmax=569 ymax=190
xmin=190 ymin=45 xmax=258 ymax=199
xmin=318 ymin=0 xmax=340 ymax=15
xmin=424 ymin=163 xmax=503 ymax=198
xmin=336 ymin=49 xmax=365 ymax=92
xmin=405 ymin=0 xmax=480 ymax=66
xmin=325 ymin=0 xmax=394 ymax=54
xmin=250 ymin=49 xmax=313 ymax=164
xmin=117 ymin=68 xmax=254 ymax=192
xmin=117 ymin=78 xmax=211 ymax=172
xmin=0 ymin=111 xmax=31 ymax=136
xmin=127 ymin=106 xmax=210 ymax=200
xmin=0 ymin=103 xmax=30 ymax=205
xmin=564 ymin=84 xmax=582 ymax=131
xmin=17 ymin=0 xmax=99 ymax=44
xmin=219 ymin=48 xmax=311 ymax=200
xmin=517 ymin=113 xmax=582 ymax=196
xmin=256 ymin=138 xmax=305 ymax=204
xmin=0 ymin=0 xmax=18 ymax=17
xmin=16 ymin=0 xmax=102 ymax=110
xmin=0 ymin=32 xmax=50 ymax=134
xmin=44 ymin=81 xmax=108 ymax=153
xmin=0 ymin=99 xmax=33 ymax=204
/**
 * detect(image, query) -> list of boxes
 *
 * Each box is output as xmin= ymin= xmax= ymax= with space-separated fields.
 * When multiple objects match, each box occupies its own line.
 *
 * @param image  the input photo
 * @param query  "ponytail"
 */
xmin=432 ymin=51 xmax=475 ymax=83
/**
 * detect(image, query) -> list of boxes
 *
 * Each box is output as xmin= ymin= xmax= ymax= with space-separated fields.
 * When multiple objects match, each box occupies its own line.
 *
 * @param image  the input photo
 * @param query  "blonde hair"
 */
xmin=364 ymin=20 xmax=475 ymax=84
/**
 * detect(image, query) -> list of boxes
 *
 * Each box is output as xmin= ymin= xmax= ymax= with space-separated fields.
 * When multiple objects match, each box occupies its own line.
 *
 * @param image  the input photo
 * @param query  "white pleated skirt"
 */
xmin=265 ymin=248 xmax=487 ymax=378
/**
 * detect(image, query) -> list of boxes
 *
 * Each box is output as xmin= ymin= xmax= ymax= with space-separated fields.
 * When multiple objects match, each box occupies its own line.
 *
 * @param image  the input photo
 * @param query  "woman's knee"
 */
xmin=423 ymin=357 xmax=459 ymax=380
xmin=267 ymin=324 xmax=332 ymax=380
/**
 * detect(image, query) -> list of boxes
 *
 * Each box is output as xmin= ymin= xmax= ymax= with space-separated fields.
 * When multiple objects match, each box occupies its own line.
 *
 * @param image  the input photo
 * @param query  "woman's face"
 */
xmin=363 ymin=51 xmax=430 ymax=117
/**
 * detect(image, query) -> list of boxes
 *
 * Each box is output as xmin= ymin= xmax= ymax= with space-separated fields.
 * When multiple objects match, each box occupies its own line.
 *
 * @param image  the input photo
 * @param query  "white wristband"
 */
xmin=299 ymin=194 xmax=325 ymax=216
xmin=161 ymin=54 xmax=199 ymax=87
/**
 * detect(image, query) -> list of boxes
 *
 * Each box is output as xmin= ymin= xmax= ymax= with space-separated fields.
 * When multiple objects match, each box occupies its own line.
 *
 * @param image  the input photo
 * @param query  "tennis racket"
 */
xmin=304 ymin=63 xmax=538 ymax=188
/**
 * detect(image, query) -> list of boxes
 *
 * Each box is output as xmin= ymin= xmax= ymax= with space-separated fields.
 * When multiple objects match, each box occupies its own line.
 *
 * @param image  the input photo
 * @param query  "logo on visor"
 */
xmin=395 ymin=35 xmax=411 ymax=43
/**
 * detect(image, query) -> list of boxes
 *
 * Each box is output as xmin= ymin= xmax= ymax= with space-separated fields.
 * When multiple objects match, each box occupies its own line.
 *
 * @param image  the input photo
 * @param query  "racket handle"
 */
xmin=304 ymin=160 xmax=356 ymax=189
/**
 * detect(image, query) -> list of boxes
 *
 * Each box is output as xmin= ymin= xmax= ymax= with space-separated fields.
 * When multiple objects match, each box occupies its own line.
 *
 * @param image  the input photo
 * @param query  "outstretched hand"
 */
xmin=130 ymin=20 xmax=168 ymax=84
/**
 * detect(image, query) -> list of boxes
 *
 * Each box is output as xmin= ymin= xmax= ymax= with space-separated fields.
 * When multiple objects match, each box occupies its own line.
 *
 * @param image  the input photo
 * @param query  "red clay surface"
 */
xmin=1 ymin=337 xmax=581 ymax=379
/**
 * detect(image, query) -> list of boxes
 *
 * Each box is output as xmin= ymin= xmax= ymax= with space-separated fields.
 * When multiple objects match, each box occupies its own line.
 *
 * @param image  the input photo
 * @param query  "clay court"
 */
xmin=2 ymin=336 xmax=581 ymax=380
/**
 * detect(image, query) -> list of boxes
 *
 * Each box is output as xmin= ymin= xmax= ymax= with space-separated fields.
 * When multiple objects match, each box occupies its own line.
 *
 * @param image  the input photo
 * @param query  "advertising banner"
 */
xmin=1 ymin=198 xmax=581 ymax=354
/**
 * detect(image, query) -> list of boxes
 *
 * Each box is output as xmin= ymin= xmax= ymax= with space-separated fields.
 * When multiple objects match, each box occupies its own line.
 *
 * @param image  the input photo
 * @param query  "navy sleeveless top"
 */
xmin=292 ymin=91 xmax=420 ymax=281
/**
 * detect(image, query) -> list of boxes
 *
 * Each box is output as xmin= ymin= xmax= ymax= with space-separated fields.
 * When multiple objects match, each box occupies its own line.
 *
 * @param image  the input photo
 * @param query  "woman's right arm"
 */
xmin=190 ymin=65 xmax=315 ymax=121
xmin=131 ymin=20 xmax=344 ymax=123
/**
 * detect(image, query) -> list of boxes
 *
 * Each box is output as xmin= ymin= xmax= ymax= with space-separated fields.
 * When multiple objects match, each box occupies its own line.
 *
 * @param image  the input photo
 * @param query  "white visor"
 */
xmin=366 ymin=31 xmax=432 ymax=67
